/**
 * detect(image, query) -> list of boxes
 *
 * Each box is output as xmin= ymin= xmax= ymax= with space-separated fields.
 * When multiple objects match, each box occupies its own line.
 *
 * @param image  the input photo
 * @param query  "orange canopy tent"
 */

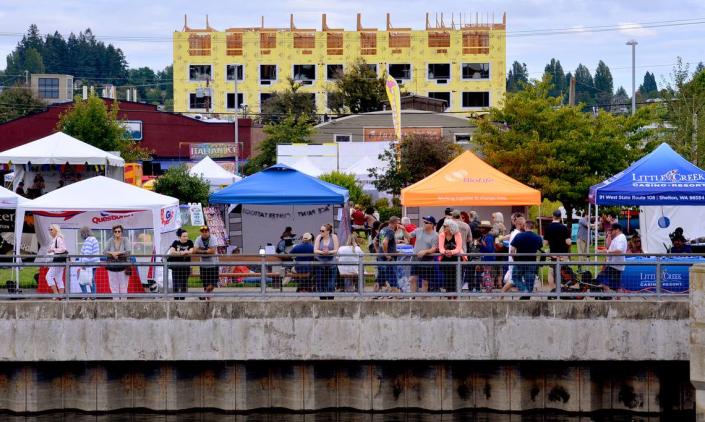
xmin=401 ymin=150 xmax=541 ymax=206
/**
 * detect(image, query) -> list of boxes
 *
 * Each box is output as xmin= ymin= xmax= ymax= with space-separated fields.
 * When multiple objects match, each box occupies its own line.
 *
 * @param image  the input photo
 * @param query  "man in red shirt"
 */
xmin=351 ymin=205 xmax=366 ymax=233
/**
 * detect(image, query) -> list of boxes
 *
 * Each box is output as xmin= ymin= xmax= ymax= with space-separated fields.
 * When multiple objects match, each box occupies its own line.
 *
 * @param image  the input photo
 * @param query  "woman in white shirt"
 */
xmin=46 ymin=224 xmax=68 ymax=295
xmin=337 ymin=233 xmax=365 ymax=292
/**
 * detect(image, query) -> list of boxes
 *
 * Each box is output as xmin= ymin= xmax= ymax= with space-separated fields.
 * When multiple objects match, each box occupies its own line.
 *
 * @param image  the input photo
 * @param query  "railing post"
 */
xmin=456 ymin=258 xmax=462 ymax=294
xmin=555 ymin=260 xmax=562 ymax=299
xmin=162 ymin=258 xmax=170 ymax=300
xmin=357 ymin=255 xmax=364 ymax=296
xmin=655 ymin=256 xmax=662 ymax=299
xmin=65 ymin=259 xmax=71 ymax=300
xmin=260 ymin=255 xmax=267 ymax=295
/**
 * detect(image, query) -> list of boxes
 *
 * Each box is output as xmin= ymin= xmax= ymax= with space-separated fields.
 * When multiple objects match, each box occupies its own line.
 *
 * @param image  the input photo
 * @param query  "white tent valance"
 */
xmin=0 ymin=185 xmax=28 ymax=208
xmin=0 ymin=132 xmax=125 ymax=166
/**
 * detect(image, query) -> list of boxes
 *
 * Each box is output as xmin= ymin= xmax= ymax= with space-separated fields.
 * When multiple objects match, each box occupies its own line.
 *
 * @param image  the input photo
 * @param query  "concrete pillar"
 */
xmin=690 ymin=264 xmax=705 ymax=421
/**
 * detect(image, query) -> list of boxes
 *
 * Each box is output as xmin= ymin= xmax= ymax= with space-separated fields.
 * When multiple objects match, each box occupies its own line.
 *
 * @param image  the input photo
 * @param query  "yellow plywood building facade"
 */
xmin=173 ymin=14 xmax=506 ymax=115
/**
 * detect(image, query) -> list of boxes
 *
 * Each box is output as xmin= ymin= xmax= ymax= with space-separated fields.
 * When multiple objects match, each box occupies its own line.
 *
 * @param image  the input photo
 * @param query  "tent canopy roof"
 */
xmin=290 ymin=156 xmax=323 ymax=177
xmin=0 ymin=185 xmax=27 ymax=208
xmin=20 ymin=176 xmax=178 ymax=211
xmin=401 ymin=150 xmax=541 ymax=206
xmin=209 ymin=164 xmax=348 ymax=205
xmin=188 ymin=156 xmax=241 ymax=185
xmin=0 ymin=132 xmax=124 ymax=166
xmin=589 ymin=143 xmax=705 ymax=205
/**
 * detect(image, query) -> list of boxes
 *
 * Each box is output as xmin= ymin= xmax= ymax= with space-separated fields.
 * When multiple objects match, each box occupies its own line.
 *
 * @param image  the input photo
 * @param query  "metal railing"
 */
xmin=0 ymin=252 xmax=698 ymax=300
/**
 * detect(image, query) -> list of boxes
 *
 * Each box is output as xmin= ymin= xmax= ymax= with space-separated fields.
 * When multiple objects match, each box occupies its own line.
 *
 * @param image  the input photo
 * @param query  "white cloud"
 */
xmin=618 ymin=22 xmax=657 ymax=37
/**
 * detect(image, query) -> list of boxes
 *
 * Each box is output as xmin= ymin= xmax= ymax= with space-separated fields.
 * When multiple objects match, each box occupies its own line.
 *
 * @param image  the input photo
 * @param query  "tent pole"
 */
xmin=594 ymin=204 xmax=599 ymax=258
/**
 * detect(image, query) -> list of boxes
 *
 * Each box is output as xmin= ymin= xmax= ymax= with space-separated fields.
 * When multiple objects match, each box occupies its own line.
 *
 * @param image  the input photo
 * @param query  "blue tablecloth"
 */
xmin=620 ymin=256 xmax=703 ymax=292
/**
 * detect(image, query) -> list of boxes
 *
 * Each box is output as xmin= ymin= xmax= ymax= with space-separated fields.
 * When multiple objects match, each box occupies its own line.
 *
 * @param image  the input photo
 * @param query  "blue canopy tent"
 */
xmin=210 ymin=164 xmax=348 ymax=205
xmin=210 ymin=164 xmax=350 ymax=251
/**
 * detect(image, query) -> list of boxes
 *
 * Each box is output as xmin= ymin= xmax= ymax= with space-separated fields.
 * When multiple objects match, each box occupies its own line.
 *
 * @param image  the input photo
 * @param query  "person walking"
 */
xmin=105 ymin=225 xmax=132 ymax=299
xmin=577 ymin=214 xmax=592 ymax=269
xmin=510 ymin=220 xmax=543 ymax=297
xmin=597 ymin=223 xmax=628 ymax=294
xmin=194 ymin=226 xmax=218 ymax=299
xmin=313 ymin=223 xmax=339 ymax=299
xmin=167 ymin=228 xmax=193 ymax=300
xmin=77 ymin=226 xmax=100 ymax=294
xmin=438 ymin=219 xmax=463 ymax=293
xmin=46 ymin=224 xmax=68 ymax=296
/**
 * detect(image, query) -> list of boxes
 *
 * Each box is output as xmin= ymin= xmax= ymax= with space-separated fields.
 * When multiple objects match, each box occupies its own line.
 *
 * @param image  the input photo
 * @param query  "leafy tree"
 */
xmin=127 ymin=67 xmax=157 ymax=100
xmin=243 ymin=115 xmax=313 ymax=174
xmin=157 ymin=65 xmax=174 ymax=101
xmin=639 ymin=71 xmax=658 ymax=98
xmin=153 ymin=165 xmax=210 ymax=204
xmin=369 ymin=134 xmax=461 ymax=195
xmin=473 ymin=76 xmax=659 ymax=220
xmin=544 ymin=59 xmax=566 ymax=98
xmin=56 ymin=94 xmax=152 ymax=161
xmin=661 ymin=58 xmax=705 ymax=166
xmin=329 ymin=59 xmax=386 ymax=114
xmin=696 ymin=62 xmax=705 ymax=75
xmin=0 ymin=86 xmax=45 ymax=123
xmin=319 ymin=171 xmax=368 ymax=206
xmin=593 ymin=60 xmax=614 ymax=107
xmin=506 ymin=61 xmax=529 ymax=92
xmin=573 ymin=64 xmax=595 ymax=105
xmin=260 ymin=78 xmax=317 ymax=124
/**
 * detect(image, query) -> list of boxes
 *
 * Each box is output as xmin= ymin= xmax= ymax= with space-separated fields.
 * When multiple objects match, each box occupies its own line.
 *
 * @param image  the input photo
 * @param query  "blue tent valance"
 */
xmin=209 ymin=164 xmax=349 ymax=205
xmin=589 ymin=143 xmax=705 ymax=205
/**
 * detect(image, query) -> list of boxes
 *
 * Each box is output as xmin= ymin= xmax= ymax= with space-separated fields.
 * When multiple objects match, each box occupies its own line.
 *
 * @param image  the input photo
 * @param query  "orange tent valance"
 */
xmin=400 ymin=151 xmax=541 ymax=207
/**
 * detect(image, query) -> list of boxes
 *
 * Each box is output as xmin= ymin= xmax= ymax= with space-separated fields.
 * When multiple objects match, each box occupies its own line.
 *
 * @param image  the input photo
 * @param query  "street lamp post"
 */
xmin=626 ymin=39 xmax=638 ymax=115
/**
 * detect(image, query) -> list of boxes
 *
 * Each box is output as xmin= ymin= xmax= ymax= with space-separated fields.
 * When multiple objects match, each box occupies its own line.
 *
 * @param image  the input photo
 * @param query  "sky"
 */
xmin=1 ymin=0 xmax=705 ymax=91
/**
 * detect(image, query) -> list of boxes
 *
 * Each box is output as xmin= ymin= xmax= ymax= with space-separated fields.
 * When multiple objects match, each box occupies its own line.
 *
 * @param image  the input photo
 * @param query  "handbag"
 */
xmin=52 ymin=239 xmax=68 ymax=262
xmin=106 ymin=254 xmax=127 ymax=272
xmin=78 ymin=269 xmax=93 ymax=286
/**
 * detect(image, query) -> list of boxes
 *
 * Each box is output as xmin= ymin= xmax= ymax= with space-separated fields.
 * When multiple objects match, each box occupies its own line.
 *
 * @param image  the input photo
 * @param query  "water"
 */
xmin=0 ymin=411 xmax=694 ymax=422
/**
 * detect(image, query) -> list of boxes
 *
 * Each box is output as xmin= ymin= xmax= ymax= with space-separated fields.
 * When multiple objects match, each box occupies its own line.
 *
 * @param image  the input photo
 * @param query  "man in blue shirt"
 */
xmin=510 ymin=219 xmax=543 ymax=295
xmin=290 ymin=232 xmax=314 ymax=274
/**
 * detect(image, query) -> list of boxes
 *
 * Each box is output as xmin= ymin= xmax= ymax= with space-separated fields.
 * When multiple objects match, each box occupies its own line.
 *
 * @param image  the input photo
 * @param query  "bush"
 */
xmin=319 ymin=171 xmax=365 ymax=205
xmin=378 ymin=206 xmax=401 ymax=223
xmin=153 ymin=165 xmax=210 ymax=204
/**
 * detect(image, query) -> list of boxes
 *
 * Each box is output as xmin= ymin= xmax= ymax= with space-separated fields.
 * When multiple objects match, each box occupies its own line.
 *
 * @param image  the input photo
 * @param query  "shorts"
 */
xmin=200 ymin=266 xmax=219 ymax=288
xmin=410 ymin=261 xmax=435 ymax=282
xmin=597 ymin=266 xmax=622 ymax=290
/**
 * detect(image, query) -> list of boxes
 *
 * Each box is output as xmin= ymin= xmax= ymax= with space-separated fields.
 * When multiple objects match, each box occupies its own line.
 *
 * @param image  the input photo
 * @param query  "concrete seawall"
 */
xmin=0 ymin=300 xmax=690 ymax=362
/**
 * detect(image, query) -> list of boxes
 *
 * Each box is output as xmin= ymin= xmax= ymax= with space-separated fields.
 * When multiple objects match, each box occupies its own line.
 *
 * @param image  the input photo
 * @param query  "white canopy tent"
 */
xmin=188 ymin=156 xmax=241 ymax=192
xmin=344 ymin=156 xmax=384 ymax=181
xmin=290 ymin=156 xmax=324 ymax=177
xmin=14 ymin=176 xmax=180 ymax=259
xmin=0 ymin=185 xmax=28 ymax=208
xmin=0 ymin=132 xmax=125 ymax=193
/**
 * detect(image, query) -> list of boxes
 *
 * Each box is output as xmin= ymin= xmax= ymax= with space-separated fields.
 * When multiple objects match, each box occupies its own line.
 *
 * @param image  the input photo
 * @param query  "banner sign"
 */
xmin=620 ymin=257 xmax=701 ymax=292
xmin=363 ymin=127 xmax=443 ymax=142
xmin=33 ymin=210 xmax=151 ymax=230
xmin=189 ymin=203 xmax=205 ymax=227
xmin=0 ymin=210 xmax=15 ymax=232
xmin=159 ymin=205 xmax=181 ymax=233
xmin=384 ymin=75 xmax=402 ymax=141
xmin=189 ymin=143 xmax=237 ymax=160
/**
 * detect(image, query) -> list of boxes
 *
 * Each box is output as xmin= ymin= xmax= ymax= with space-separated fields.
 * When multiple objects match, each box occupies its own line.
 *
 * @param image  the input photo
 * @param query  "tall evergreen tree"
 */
xmin=593 ymin=60 xmax=614 ymax=108
xmin=544 ymin=58 xmax=566 ymax=98
xmin=611 ymin=86 xmax=630 ymax=114
xmin=573 ymin=64 xmax=595 ymax=105
xmin=506 ymin=61 xmax=529 ymax=92
xmin=639 ymin=71 xmax=658 ymax=99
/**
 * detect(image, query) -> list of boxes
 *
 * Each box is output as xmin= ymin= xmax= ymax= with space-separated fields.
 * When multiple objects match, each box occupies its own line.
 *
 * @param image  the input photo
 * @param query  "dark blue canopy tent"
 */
xmin=589 ymin=143 xmax=705 ymax=206
xmin=210 ymin=164 xmax=349 ymax=205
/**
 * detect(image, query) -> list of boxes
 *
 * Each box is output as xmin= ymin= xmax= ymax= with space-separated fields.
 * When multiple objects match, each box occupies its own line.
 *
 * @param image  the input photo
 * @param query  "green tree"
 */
xmin=369 ymin=134 xmax=461 ymax=195
xmin=319 ymin=171 xmax=368 ymax=206
xmin=260 ymin=78 xmax=317 ymax=124
xmin=506 ymin=61 xmax=529 ymax=92
xmin=544 ymin=59 xmax=566 ymax=98
xmin=330 ymin=59 xmax=386 ymax=114
xmin=573 ymin=64 xmax=595 ymax=105
xmin=473 ymin=76 xmax=659 ymax=218
xmin=593 ymin=60 xmax=614 ymax=108
xmin=243 ymin=115 xmax=313 ymax=174
xmin=0 ymin=86 xmax=45 ymax=123
xmin=611 ymin=86 xmax=630 ymax=114
xmin=639 ymin=71 xmax=658 ymax=98
xmin=662 ymin=58 xmax=705 ymax=166
xmin=153 ymin=165 xmax=210 ymax=204
xmin=56 ymin=94 xmax=152 ymax=160
xmin=127 ymin=67 xmax=157 ymax=100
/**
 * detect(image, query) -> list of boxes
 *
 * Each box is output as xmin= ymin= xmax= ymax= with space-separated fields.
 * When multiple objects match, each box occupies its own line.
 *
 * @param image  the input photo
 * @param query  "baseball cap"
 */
xmin=444 ymin=207 xmax=452 ymax=215
xmin=422 ymin=215 xmax=436 ymax=225
xmin=552 ymin=210 xmax=562 ymax=218
xmin=451 ymin=209 xmax=461 ymax=218
xmin=302 ymin=232 xmax=313 ymax=241
xmin=199 ymin=225 xmax=209 ymax=231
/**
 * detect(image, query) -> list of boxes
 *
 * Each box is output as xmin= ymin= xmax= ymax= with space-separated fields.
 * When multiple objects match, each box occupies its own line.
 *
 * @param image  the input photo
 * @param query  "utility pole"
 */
xmin=568 ymin=77 xmax=576 ymax=106
xmin=626 ymin=39 xmax=638 ymax=115
xmin=24 ymin=70 xmax=29 ymax=86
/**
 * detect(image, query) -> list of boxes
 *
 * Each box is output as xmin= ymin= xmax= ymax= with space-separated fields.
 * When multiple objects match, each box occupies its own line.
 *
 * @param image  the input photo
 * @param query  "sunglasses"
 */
xmin=113 ymin=230 xmax=122 ymax=233
xmin=320 ymin=229 xmax=326 ymax=232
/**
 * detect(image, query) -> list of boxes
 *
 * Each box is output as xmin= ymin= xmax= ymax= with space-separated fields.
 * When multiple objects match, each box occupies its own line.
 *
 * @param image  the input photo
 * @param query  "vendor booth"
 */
xmin=589 ymin=142 xmax=705 ymax=292
xmin=188 ymin=156 xmax=241 ymax=192
xmin=210 ymin=164 xmax=349 ymax=254
xmin=15 ymin=176 xmax=180 ymax=293
xmin=0 ymin=132 xmax=124 ymax=197
xmin=400 ymin=150 xmax=542 ymax=222
xmin=0 ymin=186 xmax=30 ymax=256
